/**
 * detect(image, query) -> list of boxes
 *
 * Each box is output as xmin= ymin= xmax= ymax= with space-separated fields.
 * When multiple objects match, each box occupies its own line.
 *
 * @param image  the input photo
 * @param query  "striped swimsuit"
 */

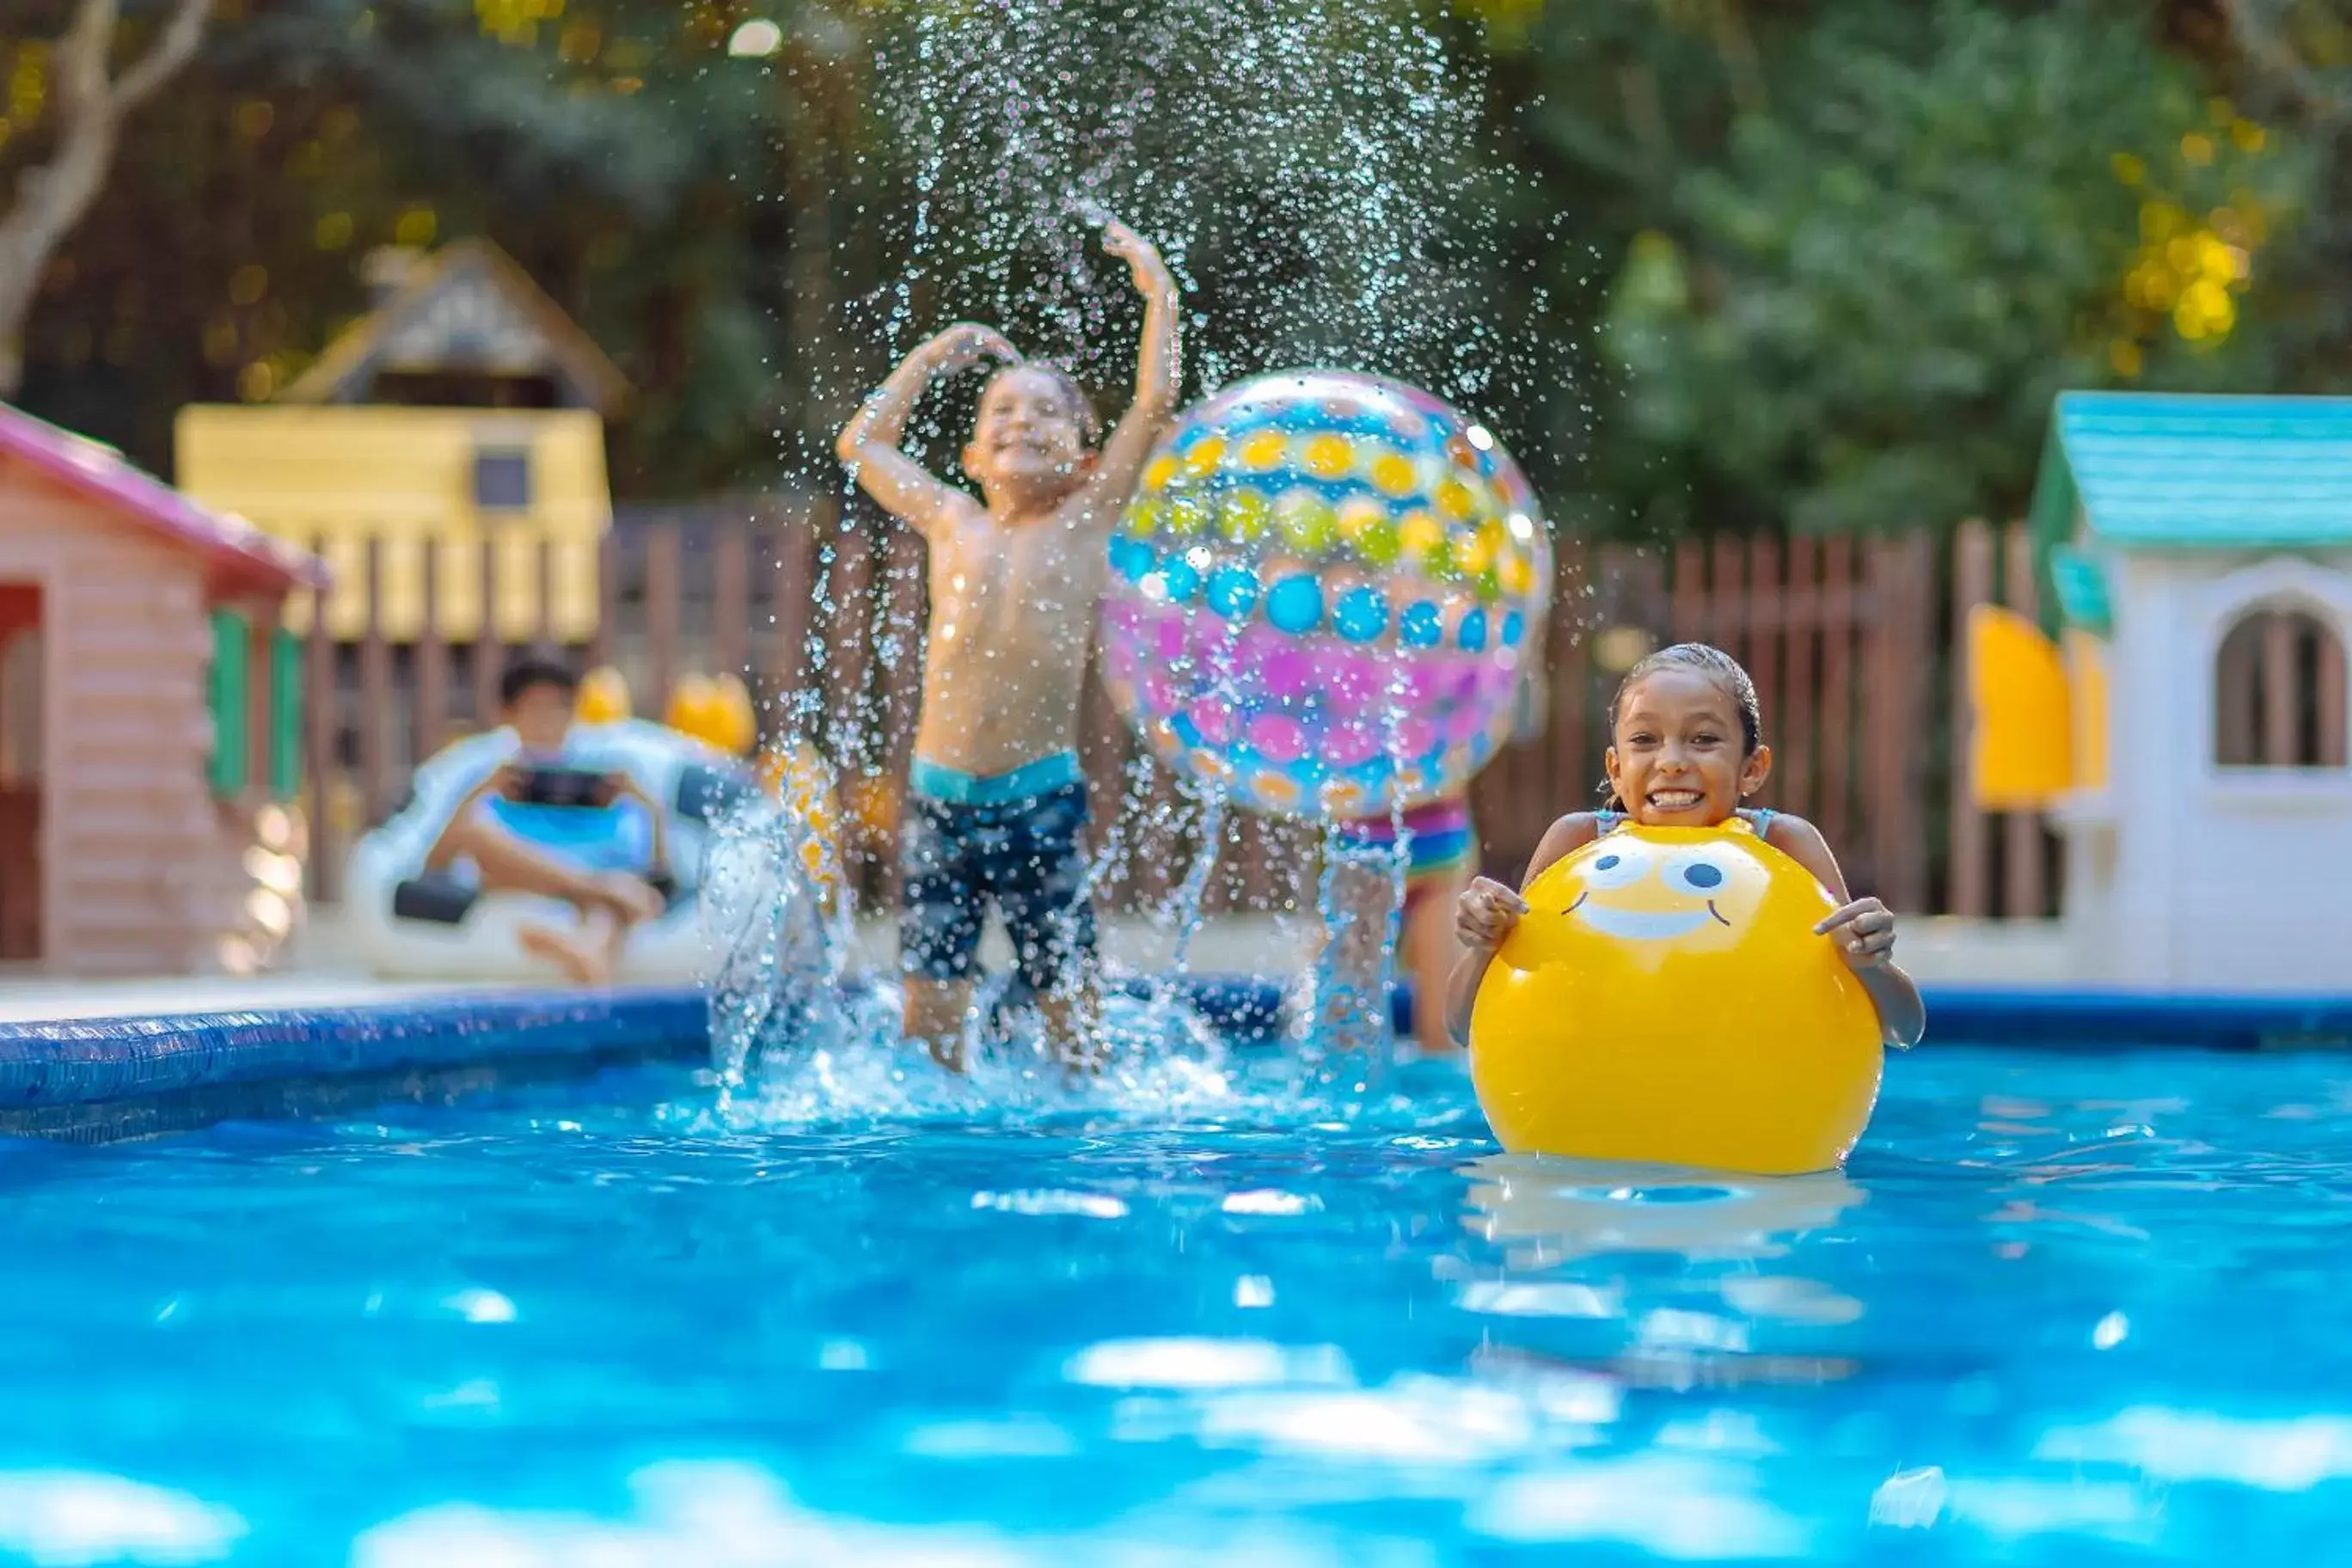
xmin=1336 ymin=796 xmax=1476 ymax=915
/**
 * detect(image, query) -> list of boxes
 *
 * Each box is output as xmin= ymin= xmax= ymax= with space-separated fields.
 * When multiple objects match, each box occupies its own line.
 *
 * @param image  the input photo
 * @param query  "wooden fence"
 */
xmin=300 ymin=501 xmax=2037 ymax=917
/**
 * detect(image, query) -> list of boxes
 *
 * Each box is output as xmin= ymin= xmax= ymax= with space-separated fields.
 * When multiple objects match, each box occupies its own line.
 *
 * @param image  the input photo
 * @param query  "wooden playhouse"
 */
xmin=175 ymin=239 xmax=625 ymax=665
xmin=173 ymin=240 xmax=628 ymax=843
xmin=0 ymin=401 xmax=328 ymax=975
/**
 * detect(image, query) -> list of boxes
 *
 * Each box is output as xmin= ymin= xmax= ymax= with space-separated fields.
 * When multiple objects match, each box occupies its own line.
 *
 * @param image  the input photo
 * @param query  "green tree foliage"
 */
xmin=0 ymin=0 xmax=2338 ymax=536
xmin=1481 ymin=0 xmax=2308 ymax=535
xmin=8 ymin=0 xmax=855 ymax=495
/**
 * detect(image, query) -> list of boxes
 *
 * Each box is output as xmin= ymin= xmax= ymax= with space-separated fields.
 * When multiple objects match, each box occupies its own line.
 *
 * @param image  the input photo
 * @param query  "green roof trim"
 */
xmin=2025 ymin=400 xmax=2079 ymax=554
xmin=2048 ymin=544 xmax=2111 ymax=637
xmin=2033 ymin=391 xmax=2352 ymax=550
xmin=2024 ymin=401 xmax=2082 ymax=634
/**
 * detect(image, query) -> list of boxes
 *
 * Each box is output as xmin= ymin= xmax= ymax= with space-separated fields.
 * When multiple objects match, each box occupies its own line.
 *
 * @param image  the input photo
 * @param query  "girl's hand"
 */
xmin=1456 ymin=877 xmax=1528 ymax=952
xmin=921 ymin=322 xmax=1020 ymax=377
xmin=1102 ymin=219 xmax=1175 ymax=300
xmin=1816 ymin=897 xmax=1896 ymax=970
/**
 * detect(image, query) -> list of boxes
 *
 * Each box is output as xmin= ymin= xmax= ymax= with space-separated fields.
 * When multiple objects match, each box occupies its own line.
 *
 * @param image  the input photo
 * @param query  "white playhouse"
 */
xmin=1973 ymin=391 xmax=2352 ymax=992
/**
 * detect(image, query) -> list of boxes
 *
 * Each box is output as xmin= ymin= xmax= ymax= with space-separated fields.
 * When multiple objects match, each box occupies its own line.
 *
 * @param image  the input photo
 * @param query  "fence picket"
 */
xmin=1818 ymin=535 xmax=1856 ymax=849
xmin=359 ymin=537 xmax=393 ymax=828
xmin=473 ymin=538 xmax=500 ymax=730
xmin=2001 ymin=523 xmax=2047 ymax=922
xmin=1948 ymin=521 xmax=1996 ymax=918
xmin=417 ymin=539 xmax=447 ymax=759
xmin=1781 ymin=535 xmax=1817 ymax=821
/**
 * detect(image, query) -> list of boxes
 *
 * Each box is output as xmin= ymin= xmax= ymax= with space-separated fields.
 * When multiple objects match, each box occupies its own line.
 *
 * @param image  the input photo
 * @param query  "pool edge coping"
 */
xmin=3 ymin=977 xmax=2350 ymax=1142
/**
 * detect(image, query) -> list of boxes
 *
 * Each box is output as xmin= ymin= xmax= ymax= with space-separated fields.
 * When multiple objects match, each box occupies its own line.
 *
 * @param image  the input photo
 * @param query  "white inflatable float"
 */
xmin=346 ymin=718 xmax=774 ymax=983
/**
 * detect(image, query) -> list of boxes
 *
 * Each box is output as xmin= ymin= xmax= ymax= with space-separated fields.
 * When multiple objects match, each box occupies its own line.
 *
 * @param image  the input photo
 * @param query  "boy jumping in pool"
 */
xmin=1445 ymin=642 xmax=1926 ymax=1050
xmin=836 ymin=218 xmax=1181 ymax=1072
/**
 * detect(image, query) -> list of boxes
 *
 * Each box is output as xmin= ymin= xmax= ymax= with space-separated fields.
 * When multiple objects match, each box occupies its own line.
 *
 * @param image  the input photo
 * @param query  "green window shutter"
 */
xmin=209 ymin=609 xmax=249 ymax=796
xmin=269 ymin=627 xmax=303 ymax=799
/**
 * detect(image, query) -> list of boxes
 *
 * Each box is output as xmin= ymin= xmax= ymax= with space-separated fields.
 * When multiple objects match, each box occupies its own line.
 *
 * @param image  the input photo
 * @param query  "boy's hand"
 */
xmin=1102 ymin=219 xmax=1175 ymax=301
xmin=1456 ymin=877 xmax=1528 ymax=952
xmin=920 ymin=322 xmax=1019 ymax=378
xmin=1816 ymin=897 xmax=1896 ymax=971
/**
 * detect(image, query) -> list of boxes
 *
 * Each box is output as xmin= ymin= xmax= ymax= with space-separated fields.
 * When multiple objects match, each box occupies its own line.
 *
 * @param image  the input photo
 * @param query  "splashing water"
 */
xmin=730 ymin=0 xmax=1551 ymax=1095
xmin=699 ymin=792 xmax=854 ymax=1092
xmin=700 ymin=756 xmax=1247 ymax=1109
xmin=695 ymin=989 xmax=1246 ymax=1134
xmin=1295 ymin=827 xmax=1406 ymax=1099
xmin=860 ymin=0 xmax=1528 ymax=410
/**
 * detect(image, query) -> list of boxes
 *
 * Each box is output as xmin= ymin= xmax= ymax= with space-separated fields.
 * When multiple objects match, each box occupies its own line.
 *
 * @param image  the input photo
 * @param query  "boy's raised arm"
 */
xmin=1083 ymin=222 xmax=1182 ymax=518
xmin=836 ymin=324 xmax=1016 ymax=537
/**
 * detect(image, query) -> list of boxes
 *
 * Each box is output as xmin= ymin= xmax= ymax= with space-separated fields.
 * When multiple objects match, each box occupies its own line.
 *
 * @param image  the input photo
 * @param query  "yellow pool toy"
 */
xmin=1468 ymin=821 xmax=1883 ymax=1176
xmin=665 ymin=673 xmax=757 ymax=756
xmin=757 ymin=744 xmax=844 ymax=895
xmin=576 ymin=665 xmax=633 ymax=725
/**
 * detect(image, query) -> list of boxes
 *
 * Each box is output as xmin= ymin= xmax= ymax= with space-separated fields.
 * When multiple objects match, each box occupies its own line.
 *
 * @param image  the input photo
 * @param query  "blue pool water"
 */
xmin=2 ymin=1039 xmax=2349 ymax=1565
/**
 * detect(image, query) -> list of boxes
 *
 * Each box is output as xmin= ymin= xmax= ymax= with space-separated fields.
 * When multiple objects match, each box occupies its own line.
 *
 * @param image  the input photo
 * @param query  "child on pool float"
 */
xmin=835 ymin=217 xmax=1181 ymax=1073
xmin=406 ymin=654 xmax=670 ymax=984
xmin=1444 ymin=642 xmax=1926 ymax=1050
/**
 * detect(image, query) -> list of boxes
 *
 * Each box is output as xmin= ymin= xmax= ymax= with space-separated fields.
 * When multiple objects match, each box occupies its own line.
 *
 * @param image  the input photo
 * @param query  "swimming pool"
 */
xmin=1 ymin=1034 xmax=2346 ymax=1565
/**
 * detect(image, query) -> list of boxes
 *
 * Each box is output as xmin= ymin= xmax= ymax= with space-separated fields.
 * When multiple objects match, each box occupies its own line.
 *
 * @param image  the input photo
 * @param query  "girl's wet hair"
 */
xmin=1599 ymin=641 xmax=1762 ymax=808
xmin=984 ymin=360 xmax=1103 ymax=445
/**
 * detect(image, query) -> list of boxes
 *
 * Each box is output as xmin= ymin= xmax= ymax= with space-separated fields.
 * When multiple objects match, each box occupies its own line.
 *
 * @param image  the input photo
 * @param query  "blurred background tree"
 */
xmin=0 ymin=0 xmax=212 ymax=396
xmin=0 ymin=0 xmax=2342 ymax=536
xmin=1544 ymin=0 xmax=2306 ymax=535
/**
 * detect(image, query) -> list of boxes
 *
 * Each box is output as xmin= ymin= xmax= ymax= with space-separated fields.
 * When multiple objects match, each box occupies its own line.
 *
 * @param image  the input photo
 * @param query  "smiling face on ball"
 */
xmin=1604 ymin=665 xmax=1773 ymax=827
xmin=1556 ymin=832 xmax=1772 ymax=952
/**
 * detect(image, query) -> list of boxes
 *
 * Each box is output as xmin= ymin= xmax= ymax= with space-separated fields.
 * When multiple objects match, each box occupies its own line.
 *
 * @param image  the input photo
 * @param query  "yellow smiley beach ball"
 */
xmin=1468 ymin=821 xmax=1883 ymax=1176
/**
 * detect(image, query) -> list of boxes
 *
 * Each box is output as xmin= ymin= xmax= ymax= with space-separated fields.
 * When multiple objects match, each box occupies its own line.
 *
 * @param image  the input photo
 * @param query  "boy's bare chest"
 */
xmin=934 ymin=529 xmax=1099 ymax=627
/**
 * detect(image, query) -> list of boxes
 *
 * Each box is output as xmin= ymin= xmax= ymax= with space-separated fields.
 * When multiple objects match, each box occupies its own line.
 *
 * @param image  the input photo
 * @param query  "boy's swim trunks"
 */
xmin=899 ymin=752 xmax=1097 ymax=995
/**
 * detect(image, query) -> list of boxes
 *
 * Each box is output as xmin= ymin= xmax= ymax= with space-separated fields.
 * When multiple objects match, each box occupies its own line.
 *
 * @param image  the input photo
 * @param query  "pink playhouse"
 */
xmin=0 ymin=401 xmax=328 ymax=974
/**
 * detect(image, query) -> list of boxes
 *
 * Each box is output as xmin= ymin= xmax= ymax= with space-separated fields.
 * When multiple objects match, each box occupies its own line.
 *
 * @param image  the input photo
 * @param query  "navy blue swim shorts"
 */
xmin=898 ymin=778 xmax=1098 ymax=996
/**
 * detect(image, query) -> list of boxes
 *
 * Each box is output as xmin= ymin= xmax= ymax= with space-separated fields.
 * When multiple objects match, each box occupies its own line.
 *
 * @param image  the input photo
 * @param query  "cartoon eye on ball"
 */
xmin=1563 ymin=842 xmax=1744 ymax=941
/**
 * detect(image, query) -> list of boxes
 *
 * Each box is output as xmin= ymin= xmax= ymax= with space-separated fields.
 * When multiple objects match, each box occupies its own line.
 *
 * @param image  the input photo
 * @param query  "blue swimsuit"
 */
xmin=1595 ymin=806 xmax=1778 ymax=842
xmin=899 ymin=751 xmax=1096 ymax=995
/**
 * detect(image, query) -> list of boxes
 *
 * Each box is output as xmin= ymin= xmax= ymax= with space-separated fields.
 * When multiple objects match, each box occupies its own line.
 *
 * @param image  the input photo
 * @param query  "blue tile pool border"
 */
xmin=0 ymin=988 xmax=706 ymax=1140
xmin=1221 ymin=980 xmax=2352 ymax=1052
xmin=3 ymin=979 xmax=2350 ymax=1142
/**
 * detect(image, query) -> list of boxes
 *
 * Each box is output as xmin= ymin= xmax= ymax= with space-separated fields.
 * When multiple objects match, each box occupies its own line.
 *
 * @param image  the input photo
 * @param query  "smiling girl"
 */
xmin=1443 ymin=642 xmax=1926 ymax=1050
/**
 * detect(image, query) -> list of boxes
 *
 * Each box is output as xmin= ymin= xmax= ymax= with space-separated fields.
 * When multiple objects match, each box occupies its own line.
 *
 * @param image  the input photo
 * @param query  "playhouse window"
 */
xmin=2214 ymin=606 xmax=2349 ymax=769
xmin=472 ymin=447 xmax=533 ymax=511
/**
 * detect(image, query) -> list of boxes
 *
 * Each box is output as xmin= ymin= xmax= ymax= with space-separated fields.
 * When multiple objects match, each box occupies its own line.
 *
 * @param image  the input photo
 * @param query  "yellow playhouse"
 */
xmin=173 ymin=240 xmax=627 ymax=649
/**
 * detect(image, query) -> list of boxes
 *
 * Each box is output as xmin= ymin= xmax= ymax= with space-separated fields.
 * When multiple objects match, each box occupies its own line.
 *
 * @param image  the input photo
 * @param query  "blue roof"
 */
xmin=2030 ymin=391 xmax=2352 ymax=548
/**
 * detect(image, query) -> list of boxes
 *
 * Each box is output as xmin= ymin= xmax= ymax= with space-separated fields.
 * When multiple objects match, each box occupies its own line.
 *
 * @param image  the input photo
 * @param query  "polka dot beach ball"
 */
xmin=1099 ymin=370 xmax=1553 ymax=819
